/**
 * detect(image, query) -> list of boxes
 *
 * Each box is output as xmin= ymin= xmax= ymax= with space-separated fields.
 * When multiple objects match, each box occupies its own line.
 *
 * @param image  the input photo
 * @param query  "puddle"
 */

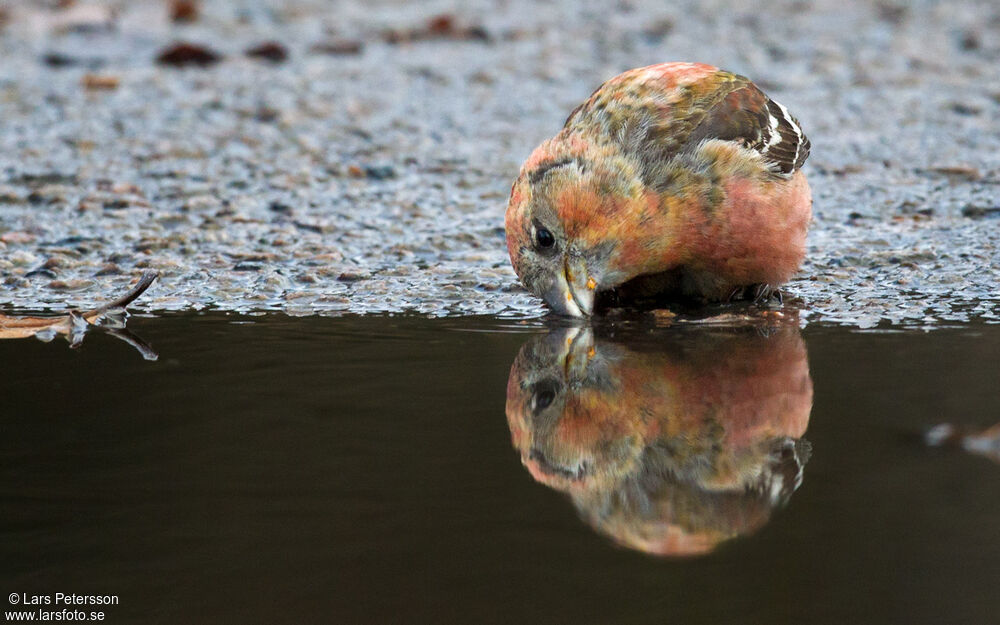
xmin=2 ymin=313 xmax=999 ymax=623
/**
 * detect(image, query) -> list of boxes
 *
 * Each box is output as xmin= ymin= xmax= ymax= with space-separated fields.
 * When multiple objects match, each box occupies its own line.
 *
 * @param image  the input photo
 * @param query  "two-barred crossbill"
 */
xmin=505 ymin=62 xmax=812 ymax=316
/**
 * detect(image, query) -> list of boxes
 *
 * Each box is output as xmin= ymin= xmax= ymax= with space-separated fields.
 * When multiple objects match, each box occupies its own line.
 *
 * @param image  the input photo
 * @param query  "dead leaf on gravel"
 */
xmin=383 ymin=13 xmax=491 ymax=44
xmin=156 ymin=42 xmax=223 ymax=67
xmin=82 ymin=73 xmax=120 ymax=90
xmin=245 ymin=41 xmax=289 ymax=63
xmin=925 ymin=165 xmax=981 ymax=181
xmin=169 ymin=0 xmax=199 ymax=23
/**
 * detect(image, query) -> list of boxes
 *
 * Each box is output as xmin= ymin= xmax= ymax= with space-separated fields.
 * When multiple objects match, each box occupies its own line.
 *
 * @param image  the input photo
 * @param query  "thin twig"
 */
xmin=82 ymin=270 xmax=160 ymax=322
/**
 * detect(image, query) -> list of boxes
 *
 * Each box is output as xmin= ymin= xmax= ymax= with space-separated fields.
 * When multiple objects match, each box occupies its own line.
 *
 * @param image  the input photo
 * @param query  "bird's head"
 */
xmin=505 ymin=136 xmax=677 ymax=317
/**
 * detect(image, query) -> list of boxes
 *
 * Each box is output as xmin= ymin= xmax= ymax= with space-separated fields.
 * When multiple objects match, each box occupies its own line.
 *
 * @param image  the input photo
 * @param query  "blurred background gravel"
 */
xmin=0 ymin=0 xmax=997 ymax=326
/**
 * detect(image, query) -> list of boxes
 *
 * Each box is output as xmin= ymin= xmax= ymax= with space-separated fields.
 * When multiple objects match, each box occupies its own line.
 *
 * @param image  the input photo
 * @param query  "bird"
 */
xmin=504 ymin=62 xmax=812 ymax=317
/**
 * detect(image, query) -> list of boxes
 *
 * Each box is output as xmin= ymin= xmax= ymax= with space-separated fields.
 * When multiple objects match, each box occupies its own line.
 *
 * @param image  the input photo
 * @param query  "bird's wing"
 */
xmin=565 ymin=63 xmax=810 ymax=179
xmin=684 ymin=79 xmax=810 ymax=176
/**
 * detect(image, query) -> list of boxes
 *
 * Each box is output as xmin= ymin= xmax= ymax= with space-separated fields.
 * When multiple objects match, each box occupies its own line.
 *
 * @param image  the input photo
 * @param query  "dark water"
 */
xmin=2 ymin=313 xmax=999 ymax=624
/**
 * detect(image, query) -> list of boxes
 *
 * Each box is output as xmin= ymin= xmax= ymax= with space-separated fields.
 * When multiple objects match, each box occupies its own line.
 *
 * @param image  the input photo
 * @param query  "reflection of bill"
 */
xmin=506 ymin=323 xmax=813 ymax=557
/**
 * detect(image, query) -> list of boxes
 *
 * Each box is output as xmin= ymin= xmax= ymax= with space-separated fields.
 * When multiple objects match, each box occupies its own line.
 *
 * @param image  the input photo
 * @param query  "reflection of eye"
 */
xmin=531 ymin=379 xmax=560 ymax=412
xmin=536 ymin=389 xmax=555 ymax=410
xmin=535 ymin=227 xmax=555 ymax=249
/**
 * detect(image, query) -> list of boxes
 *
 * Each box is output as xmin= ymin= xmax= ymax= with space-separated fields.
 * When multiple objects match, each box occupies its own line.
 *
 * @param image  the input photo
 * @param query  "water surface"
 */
xmin=3 ymin=314 xmax=999 ymax=623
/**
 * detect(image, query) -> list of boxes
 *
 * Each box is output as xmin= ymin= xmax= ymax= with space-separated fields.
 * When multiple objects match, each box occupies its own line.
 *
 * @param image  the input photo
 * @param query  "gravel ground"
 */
xmin=0 ymin=0 xmax=997 ymax=327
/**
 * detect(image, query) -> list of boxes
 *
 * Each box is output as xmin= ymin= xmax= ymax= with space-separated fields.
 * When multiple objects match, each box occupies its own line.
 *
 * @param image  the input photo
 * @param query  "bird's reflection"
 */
xmin=506 ymin=322 xmax=813 ymax=557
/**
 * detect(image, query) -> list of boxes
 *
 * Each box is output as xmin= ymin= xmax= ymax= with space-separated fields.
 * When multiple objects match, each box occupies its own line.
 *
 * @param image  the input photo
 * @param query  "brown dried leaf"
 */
xmin=245 ymin=41 xmax=289 ymax=63
xmin=82 ymin=73 xmax=120 ymax=90
xmin=926 ymin=165 xmax=981 ymax=181
xmin=0 ymin=271 xmax=159 ymax=359
xmin=169 ymin=0 xmax=199 ymax=23
xmin=156 ymin=42 xmax=222 ymax=67
xmin=383 ymin=13 xmax=490 ymax=44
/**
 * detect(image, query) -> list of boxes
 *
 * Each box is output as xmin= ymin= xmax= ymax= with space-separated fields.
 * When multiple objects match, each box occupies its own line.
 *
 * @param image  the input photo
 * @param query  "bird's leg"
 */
xmin=751 ymin=283 xmax=783 ymax=306
xmin=726 ymin=285 xmax=747 ymax=303
xmin=752 ymin=283 xmax=769 ymax=303
xmin=727 ymin=283 xmax=781 ymax=304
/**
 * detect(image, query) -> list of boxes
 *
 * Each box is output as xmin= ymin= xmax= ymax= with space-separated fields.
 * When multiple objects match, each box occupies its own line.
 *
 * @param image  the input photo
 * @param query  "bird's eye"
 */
xmin=531 ymin=379 xmax=560 ymax=413
xmin=535 ymin=227 xmax=555 ymax=249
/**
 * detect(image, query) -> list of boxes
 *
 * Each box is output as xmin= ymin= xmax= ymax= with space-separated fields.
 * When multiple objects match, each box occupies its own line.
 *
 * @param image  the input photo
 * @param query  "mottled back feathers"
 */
xmin=563 ymin=63 xmax=810 ymax=184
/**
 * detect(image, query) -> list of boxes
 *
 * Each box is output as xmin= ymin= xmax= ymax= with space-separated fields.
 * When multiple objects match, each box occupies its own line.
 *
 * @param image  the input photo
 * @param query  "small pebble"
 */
xmin=310 ymin=39 xmax=364 ymax=55
xmin=1 ymin=232 xmax=35 ymax=244
xmin=48 ymin=279 xmax=95 ymax=291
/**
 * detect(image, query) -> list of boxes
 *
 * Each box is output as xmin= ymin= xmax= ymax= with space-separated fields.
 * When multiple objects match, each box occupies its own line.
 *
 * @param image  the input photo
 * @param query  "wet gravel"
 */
xmin=0 ymin=0 xmax=997 ymax=327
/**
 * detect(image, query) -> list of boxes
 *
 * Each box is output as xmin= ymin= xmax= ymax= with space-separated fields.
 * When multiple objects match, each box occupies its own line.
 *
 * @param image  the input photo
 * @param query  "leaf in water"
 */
xmin=0 ymin=271 xmax=159 ymax=360
xmin=926 ymin=422 xmax=1000 ymax=464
